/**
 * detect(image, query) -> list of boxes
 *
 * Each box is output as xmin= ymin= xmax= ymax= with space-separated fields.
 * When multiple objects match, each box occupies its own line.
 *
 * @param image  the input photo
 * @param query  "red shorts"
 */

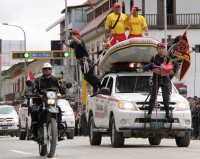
xmin=110 ymin=34 xmax=126 ymax=46
xmin=128 ymin=34 xmax=142 ymax=39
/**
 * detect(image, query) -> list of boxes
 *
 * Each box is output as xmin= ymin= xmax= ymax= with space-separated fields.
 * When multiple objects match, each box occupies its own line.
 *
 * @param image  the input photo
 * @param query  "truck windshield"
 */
xmin=116 ymin=76 xmax=151 ymax=93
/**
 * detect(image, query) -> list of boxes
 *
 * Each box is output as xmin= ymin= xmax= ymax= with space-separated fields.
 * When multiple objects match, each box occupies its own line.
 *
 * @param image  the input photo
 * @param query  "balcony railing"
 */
xmin=145 ymin=13 xmax=200 ymax=29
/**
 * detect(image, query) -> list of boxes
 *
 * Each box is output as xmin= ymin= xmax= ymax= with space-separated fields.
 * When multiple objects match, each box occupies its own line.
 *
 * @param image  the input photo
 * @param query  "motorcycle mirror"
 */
xmin=26 ymin=80 xmax=33 ymax=87
xmin=66 ymin=83 xmax=72 ymax=89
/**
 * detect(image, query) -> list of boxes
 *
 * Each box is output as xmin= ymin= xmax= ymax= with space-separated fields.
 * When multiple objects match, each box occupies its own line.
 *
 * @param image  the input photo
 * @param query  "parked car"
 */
xmin=18 ymin=98 xmax=32 ymax=140
xmin=57 ymin=99 xmax=75 ymax=139
xmin=0 ymin=105 xmax=19 ymax=137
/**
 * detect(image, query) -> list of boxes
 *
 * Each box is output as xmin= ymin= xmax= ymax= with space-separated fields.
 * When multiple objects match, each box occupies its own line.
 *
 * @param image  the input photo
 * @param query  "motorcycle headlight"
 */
xmin=118 ymin=101 xmax=137 ymax=110
xmin=64 ymin=110 xmax=74 ymax=117
xmin=175 ymin=101 xmax=190 ymax=111
xmin=47 ymin=99 xmax=56 ymax=105
xmin=46 ymin=91 xmax=56 ymax=99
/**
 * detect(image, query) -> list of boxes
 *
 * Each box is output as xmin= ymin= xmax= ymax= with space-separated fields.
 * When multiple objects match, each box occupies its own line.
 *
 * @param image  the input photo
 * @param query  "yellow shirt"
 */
xmin=127 ymin=15 xmax=147 ymax=35
xmin=105 ymin=13 xmax=127 ymax=34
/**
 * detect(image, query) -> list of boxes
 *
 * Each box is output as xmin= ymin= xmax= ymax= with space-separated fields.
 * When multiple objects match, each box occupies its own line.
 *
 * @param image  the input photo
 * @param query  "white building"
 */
xmin=80 ymin=0 xmax=200 ymax=97
xmin=0 ymin=40 xmax=24 ymax=71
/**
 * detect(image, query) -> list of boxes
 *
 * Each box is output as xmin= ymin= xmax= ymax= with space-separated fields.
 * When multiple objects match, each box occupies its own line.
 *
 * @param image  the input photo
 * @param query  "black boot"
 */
xmin=146 ymin=106 xmax=153 ymax=119
xmin=165 ymin=113 xmax=173 ymax=120
xmin=30 ymin=123 xmax=38 ymax=140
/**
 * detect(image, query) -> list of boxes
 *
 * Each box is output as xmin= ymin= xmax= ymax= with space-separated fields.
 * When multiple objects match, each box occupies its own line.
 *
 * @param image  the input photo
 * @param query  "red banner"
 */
xmin=173 ymin=30 xmax=191 ymax=81
xmin=26 ymin=71 xmax=34 ymax=82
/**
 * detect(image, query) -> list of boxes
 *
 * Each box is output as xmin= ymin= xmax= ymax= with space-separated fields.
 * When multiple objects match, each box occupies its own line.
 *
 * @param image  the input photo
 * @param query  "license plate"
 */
xmin=2 ymin=126 xmax=8 ymax=129
xmin=151 ymin=120 xmax=164 ymax=128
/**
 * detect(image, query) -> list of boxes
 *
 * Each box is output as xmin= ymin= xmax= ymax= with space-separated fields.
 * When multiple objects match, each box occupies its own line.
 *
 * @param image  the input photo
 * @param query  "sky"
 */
xmin=0 ymin=0 xmax=86 ymax=51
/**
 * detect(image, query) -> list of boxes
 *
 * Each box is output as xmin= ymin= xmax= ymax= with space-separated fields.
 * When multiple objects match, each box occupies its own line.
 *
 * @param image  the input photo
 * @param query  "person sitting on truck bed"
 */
xmin=146 ymin=42 xmax=175 ymax=119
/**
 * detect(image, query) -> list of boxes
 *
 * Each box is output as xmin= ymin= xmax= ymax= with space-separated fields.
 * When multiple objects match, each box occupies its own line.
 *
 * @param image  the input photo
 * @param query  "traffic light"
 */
xmin=12 ymin=52 xmax=30 ymax=59
xmin=52 ymin=51 xmax=70 ymax=59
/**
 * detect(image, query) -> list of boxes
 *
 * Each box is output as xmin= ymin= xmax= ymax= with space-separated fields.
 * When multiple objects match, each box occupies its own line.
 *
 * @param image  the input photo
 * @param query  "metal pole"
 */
xmin=65 ymin=0 xmax=69 ymax=38
xmin=64 ymin=0 xmax=80 ymax=107
xmin=2 ymin=23 xmax=27 ymax=78
xmin=164 ymin=0 xmax=167 ymax=47
xmin=76 ymin=60 xmax=80 ymax=108
xmin=194 ymin=52 xmax=196 ymax=96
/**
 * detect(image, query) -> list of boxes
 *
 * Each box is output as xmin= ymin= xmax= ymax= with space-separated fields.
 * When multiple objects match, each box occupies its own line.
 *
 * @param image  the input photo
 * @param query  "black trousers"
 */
xmin=148 ymin=79 xmax=171 ymax=116
xmin=80 ymin=59 xmax=101 ymax=93
xmin=192 ymin=116 xmax=198 ymax=138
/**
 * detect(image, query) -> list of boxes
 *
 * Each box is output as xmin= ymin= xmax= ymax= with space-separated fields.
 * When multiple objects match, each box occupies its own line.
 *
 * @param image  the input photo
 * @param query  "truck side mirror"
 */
xmin=66 ymin=83 xmax=72 ymax=89
xmin=100 ymin=87 xmax=110 ymax=95
xmin=178 ymin=87 xmax=187 ymax=96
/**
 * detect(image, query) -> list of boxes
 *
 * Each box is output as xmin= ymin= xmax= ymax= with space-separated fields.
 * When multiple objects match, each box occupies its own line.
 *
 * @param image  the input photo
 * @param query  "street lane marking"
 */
xmin=10 ymin=150 xmax=32 ymax=155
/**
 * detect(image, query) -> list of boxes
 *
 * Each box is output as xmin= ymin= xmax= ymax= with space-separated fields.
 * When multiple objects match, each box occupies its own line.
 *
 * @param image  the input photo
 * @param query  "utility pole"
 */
xmin=164 ymin=0 xmax=167 ymax=48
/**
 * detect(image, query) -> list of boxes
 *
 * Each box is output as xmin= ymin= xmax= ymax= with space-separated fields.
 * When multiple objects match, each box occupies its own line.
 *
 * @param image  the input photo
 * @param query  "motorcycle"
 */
xmin=30 ymin=88 xmax=66 ymax=158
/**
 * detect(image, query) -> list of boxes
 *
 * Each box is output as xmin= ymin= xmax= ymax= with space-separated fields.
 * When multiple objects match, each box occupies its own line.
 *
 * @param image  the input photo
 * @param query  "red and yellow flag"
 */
xmin=173 ymin=26 xmax=191 ymax=81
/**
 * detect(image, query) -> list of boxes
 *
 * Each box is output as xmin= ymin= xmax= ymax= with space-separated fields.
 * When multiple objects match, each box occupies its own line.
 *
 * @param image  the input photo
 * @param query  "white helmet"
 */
xmin=42 ymin=62 xmax=52 ymax=69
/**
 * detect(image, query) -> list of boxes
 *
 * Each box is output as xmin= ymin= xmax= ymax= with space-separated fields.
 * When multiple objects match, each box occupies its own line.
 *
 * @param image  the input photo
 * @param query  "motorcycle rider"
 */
xmin=30 ymin=62 xmax=67 ymax=141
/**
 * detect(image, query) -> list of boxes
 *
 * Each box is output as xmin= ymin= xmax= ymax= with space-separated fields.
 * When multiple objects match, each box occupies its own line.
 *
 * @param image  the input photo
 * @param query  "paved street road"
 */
xmin=0 ymin=136 xmax=200 ymax=159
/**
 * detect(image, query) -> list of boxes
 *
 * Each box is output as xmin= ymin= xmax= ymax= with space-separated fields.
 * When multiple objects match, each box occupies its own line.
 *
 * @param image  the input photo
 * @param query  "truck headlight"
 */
xmin=118 ymin=101 xmax=137 ymax=110
xmin=175 ymin=101 xmax=190 ymax=111
xmin=13 ymin=117 xmax=19 ymax=124
xmin=47 ymin=99 xmax=56 ymax=105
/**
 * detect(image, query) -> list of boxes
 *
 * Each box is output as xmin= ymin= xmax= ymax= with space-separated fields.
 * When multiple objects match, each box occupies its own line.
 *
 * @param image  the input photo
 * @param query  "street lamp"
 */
xmin=2 ymin=23 xmax=27 ymax=79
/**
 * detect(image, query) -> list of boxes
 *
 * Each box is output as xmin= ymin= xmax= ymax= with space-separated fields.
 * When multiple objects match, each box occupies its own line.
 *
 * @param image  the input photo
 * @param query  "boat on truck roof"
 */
xmin=99 ymin=37 xmax=160 ymax=74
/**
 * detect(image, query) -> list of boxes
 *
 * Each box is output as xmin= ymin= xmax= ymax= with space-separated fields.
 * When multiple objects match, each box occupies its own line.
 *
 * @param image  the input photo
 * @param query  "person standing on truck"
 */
xmin=105 ymin=2 xmax=127 ymax=46
xmin=62 ymin=29 xmax=101 ymax=95
xmin=126 ymin=5 xmax=149 ymax=39
xmin=146 ymin=43 xmax=175 ymax=119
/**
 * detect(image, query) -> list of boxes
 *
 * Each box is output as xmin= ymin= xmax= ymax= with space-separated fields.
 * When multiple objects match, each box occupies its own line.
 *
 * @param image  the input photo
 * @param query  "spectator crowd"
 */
xmin=188 ymin=96 xmax=200 ymax=140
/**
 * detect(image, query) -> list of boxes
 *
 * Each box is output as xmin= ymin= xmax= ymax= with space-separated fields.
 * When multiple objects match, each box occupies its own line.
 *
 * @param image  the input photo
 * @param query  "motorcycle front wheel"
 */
xmin=46 ymin=118 xmax=58 ymax=158
xmin=39 ymin=144 xmax=47 ymax=156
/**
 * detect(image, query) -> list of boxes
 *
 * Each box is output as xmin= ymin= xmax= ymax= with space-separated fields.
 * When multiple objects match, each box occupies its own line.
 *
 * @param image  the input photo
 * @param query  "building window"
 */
xmin=122 ymin=1 xmax=125 ymax=14
xmin=103 ymin=1 xmax=109 ymax=12
xmin=110 ymin=0 xmax=116 ymax=8
xmin=68 ymin=10 xmax=72 ymax=24
xmin=22 ymin=77 xmax=24 ymax=91
xmin=130 ymin=0 xmax=134 ymax=11
xmin=75 ymin=8 xmax=87 ymax=22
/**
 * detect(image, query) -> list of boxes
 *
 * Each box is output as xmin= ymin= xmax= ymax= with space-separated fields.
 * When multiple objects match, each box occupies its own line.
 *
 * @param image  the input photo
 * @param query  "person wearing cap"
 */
xmin=30 ymin=62 xmax=67 ymax=140
xmin=146 ymin=43 xmax=174 ymax=119
xmin=104 ymin=2 xmax=127 ymax=46
xmin=62 ymin=29 xmax=101 ymax=95
xmin=126 ymin=5 xmax=149 ymax=38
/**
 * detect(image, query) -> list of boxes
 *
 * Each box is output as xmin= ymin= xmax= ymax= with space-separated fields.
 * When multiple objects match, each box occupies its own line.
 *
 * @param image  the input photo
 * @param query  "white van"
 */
xmin=57 ymin=99 xmax=75 ymax=139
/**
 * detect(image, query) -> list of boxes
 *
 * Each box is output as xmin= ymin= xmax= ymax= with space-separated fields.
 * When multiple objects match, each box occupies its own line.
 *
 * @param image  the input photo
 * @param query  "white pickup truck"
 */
xmin=86 ymin=71 xmax=192 ymax=147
